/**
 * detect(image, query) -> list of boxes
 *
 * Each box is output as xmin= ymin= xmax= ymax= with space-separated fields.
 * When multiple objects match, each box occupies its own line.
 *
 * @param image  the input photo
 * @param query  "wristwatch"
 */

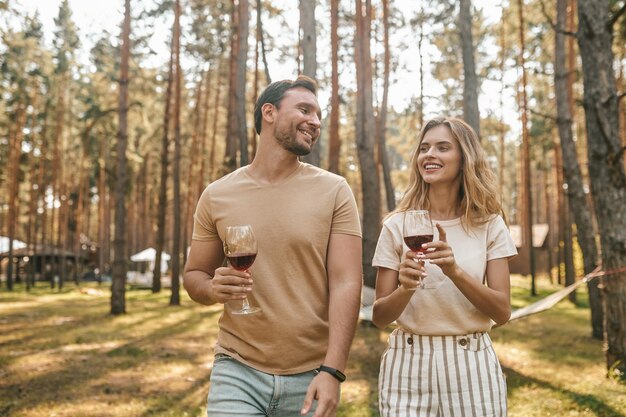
xmin=317 ymin=365 xmax=346 ymax=383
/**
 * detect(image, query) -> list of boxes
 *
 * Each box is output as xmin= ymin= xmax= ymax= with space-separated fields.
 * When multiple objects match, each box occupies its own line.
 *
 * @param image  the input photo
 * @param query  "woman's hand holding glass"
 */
xmin=398 ymin=253 xmax=428 ymax=291
xmin=420 ymin=223 xmax=461 ymax=279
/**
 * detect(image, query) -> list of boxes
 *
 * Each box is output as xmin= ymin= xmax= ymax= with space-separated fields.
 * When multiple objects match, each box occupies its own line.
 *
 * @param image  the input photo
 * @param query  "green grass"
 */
xmin=0 ymin=276 xmax=624 ymax=417
xmin=493 ymin=278 xmax=626 ymax=417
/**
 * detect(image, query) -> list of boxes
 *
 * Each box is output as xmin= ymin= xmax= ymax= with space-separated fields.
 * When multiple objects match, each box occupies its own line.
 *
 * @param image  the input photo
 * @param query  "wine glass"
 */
xmin=402 ymin=210 xmax=434 ymax=289
xmin=224 ymin=225 xmax=261 ymax=315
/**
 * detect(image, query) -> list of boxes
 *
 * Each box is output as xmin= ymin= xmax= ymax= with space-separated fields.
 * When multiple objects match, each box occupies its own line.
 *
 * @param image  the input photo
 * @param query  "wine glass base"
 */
xmin=231 ymin=306 xmax=262 ymax=315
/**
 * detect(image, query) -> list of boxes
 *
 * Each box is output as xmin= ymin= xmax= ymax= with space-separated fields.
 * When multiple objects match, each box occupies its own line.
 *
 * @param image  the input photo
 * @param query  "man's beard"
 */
xmin=275 ymin=128 xmax=313 ymax=156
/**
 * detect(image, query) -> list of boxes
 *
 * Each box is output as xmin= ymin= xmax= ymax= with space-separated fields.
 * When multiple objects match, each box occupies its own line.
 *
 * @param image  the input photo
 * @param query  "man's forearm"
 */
xmin=324 ymin=278 xmax=362 ymax=371
xmin=183 ymin=270 xmax=217 ymax=305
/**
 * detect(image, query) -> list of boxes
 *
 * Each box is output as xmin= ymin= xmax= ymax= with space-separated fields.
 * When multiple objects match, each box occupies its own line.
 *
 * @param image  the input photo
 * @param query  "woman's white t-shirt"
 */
xmin=372 ymin=213 xmax=517 ymax=335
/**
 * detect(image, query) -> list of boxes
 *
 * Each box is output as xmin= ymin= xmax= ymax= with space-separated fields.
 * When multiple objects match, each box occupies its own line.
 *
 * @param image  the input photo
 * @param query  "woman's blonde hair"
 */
xmin=394 ymin=116 xmax=503 ymax=228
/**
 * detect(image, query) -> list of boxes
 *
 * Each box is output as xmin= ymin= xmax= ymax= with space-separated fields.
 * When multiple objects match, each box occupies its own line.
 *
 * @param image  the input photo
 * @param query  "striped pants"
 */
xmin=379 ymin=329 xmax=507 ymax=417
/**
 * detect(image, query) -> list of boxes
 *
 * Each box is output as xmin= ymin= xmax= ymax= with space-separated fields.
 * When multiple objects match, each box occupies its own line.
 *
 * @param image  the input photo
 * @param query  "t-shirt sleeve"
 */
xmin=372 ymin=216 xmax=403 ymax=271
xmin=487 ymin=215 xmax=518 ymax=261
xmin=330 ymin=179 xmax=362 ymax=237
xmin=191 ymin=187 xmax=219 ymax=241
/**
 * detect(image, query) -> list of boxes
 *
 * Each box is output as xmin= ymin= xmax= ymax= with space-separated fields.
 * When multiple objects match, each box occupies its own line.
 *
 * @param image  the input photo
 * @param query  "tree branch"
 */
xmin=539 ymin=0 xmax=556 ymax=28
xmin=539 ymin=0 xmax=577 ymax=37
xmin=609 ymin=2 xmax=626 ymax=28
xmin=528 ymin=107 xmax=557 ymax=121
xmin=618 ymin=92 xmax=626 ymax=103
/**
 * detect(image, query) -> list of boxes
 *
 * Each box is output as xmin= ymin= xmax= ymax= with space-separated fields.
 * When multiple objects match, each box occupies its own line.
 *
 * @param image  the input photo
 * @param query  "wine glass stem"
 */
xmin=241 ymin=296 xmax=251 ymax=312
xmin=241 ymin=269 xmax=251 ymax=311
xmin=418 ymin=259 xmax=425 ymax=288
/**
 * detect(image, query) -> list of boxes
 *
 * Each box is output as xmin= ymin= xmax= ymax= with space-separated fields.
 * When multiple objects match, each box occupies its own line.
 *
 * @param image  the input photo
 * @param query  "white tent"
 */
xmin=130 ymin=247 xmax=170 ymax=273
xmin=0 ymin=236 xmax=27 ymax=254
xmin=127 ymin=248 xmax=172 ymax=288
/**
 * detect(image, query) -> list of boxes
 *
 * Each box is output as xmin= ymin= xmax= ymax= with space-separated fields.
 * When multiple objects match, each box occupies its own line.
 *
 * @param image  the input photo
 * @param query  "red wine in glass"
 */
xmin=403 ymin=234 xmax=434 ymax=253
xmin=402 ymin=210 xmax=434 ymax=289
xmin=227 ymin=253 xmax=257 ymax=271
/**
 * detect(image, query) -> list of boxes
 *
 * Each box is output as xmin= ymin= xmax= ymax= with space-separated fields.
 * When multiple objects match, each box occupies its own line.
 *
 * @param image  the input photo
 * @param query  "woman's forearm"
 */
xmin=372 ymin=286 xmax=414 ymax=329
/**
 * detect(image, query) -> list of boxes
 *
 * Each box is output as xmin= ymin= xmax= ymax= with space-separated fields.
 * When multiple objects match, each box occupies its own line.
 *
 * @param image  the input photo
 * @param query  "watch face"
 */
xmin=319 ymin=365 xmax=346 ymax=382
xmin=336 ymin=370 xmax=346 ymax=381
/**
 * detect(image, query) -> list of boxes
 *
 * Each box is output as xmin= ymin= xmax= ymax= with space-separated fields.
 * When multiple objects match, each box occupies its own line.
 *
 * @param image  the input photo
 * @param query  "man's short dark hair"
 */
xmin=254 ymin=75 xmax=318 ymax=134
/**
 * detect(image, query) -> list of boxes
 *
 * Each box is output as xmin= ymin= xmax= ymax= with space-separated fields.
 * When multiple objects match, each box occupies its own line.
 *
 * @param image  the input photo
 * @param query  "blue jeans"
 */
xmin=207 ymin=354 xmax=318 ymax=417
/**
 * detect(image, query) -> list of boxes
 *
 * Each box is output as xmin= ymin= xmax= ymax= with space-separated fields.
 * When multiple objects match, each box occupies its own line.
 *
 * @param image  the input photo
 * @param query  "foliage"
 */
xmin=52 ymin=0 xmax=79 ymax=75
xmin=1 ymin=0 xmax=622 ymax=255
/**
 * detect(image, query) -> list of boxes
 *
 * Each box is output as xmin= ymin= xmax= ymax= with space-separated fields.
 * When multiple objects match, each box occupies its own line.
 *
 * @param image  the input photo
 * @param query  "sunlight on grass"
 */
xmin=23 ymin=399 xmax=149 ymax=417
xmin=8 ymin=347 xmax=72 ymax=375
xmin=1 ymin=277 xmax=625 ymax=417
xmin=493 ymin=276 xmax=626 ymax=417
xmin=58 ymin=340 xmax=122 ymax=352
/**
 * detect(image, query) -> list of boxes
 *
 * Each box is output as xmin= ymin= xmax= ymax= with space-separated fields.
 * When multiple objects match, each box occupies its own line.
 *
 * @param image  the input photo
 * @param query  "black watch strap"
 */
xmin=317 ymin=365 xmax=346 ymax=383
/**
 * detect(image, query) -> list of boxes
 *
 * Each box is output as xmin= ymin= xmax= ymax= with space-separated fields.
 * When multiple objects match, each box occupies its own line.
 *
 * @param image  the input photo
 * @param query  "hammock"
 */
xmin=507 ymin=266 xmax=618 ymax=322
xmin=508 ymin=271 xmax=595 ymax=322
xmin=360 ymin=266 xmax=625 ymax=324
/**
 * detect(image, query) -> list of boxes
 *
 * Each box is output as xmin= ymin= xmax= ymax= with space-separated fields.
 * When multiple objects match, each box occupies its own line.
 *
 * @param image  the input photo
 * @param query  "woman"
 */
xmin=372 ymin=117 xmax=517 ymax=417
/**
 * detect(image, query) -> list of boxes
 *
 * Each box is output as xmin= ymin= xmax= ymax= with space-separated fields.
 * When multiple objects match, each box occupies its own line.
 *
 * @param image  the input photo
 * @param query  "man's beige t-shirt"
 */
xmin=372 ymin=213 xmax=517 ymax=336
xmin=192 ymin=163 xmax=361 ymax=375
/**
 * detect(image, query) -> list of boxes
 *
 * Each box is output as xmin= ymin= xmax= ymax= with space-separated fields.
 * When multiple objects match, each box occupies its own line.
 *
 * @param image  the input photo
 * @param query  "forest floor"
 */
xmin=1 ymin=276 xmax=625 ymax=417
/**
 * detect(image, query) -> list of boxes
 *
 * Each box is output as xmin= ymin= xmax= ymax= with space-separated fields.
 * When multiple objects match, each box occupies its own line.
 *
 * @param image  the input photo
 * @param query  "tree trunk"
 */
xmin=98 ymin=138 xmax=107 ymax=282
xmin=75 ymin=126 xmax=89 ymax=286
xmin=26 ymin=98 xmax=39 ymax=290
xmin=105 ymin=178 xmax=113 ymax=274
xmin=499 ymin=5 xmax=506 ymax=198
xmin=552 ymin=138 xmax=564 ymax=284
xmin=555 ymin=0 xmax=600 ymax=308
xmin=517 ymin=0 xmax=537 ymax=294
xmin=209 ymin=60 xmax=224 ymax=181
xmin=252 ymin=8 xmax=260 ymax=160
xmin=458 ymin=0 xmax=480 ymax=137
xmin=417 ymin=5 xmax=425 ymax=129
xmin=225 ymin=1 xmax=240 ymax=173
xmin=111 ymin=0 xmax=131 ymax=315
xmin=37 ymin=101 xmax=50 ymax=287
xmin=140 ymin=153 xmax=149 ymax=252
xmin=52 ymin=71 xmax=67 ymax=290
xmin=542 ymin=166 xmax=555 ymax=283
xmin=154 ymin=12 xmax=177 ymax=294
xmin=328 ymin=0 xmax=340 ymax=174
xmin=6 ymin=103 xmax=26 ymax=290
xmin=58 ymin=181 xmax=67 ymax=289
xmin=184 ymin=71 xmax=206 ymax=266
xmin=378 ymin=0 xmax=394 ymax=212
xmin=225 ymin=0 xmax=248 ymax=172
xmin=355 ymin=0 xmax=381 ymax=289
xmin=562 ymin=199 xmax=576 ymax=295
xmin=236 ymin=0 xmax=249 ymax=167
xmin=577 ymin=0 xmax=626 ymax=378
xmin=256 ymin=0 xmax=271 ymax=84
xmin=567 ymin=0 xmax=603 ymax=339
xmin=199 ymin=67 xmax=212 ymax=188
xmin=621 ymin=41 xmax=626 ymax=167
xmin=170 ymin=0 xmax=182 ymax=306
xmin=299 ymin=0 xmax=320 ymax=167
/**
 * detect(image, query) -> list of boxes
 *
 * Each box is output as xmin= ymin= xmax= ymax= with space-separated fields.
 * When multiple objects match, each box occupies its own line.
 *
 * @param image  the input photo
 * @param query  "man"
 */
xmin=184 ymin=75 xmax=363 ymax=417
